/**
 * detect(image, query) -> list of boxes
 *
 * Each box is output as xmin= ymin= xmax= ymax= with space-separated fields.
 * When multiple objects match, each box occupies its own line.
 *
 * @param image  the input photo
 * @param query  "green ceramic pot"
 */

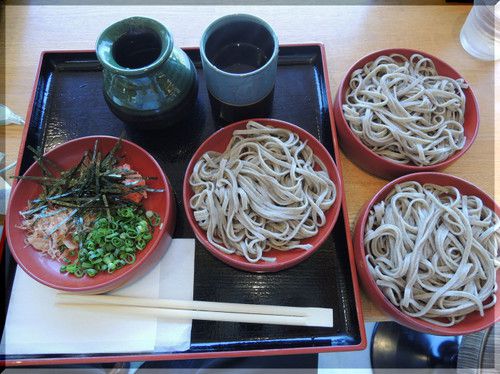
xmin=96 ymin=17 xmax=198 ymax=129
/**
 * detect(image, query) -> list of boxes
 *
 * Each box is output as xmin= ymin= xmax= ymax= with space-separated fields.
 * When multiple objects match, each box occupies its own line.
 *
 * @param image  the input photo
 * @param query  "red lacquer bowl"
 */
xmin=6 ymin=136 xmax=175 ymax=294
xmin=183 ymin=118 xmax=343 ymax=272
xmin=334 ymin=48 xmax=479 ymax=180
xmin=354 ymin=172 xmax=500 ymax=335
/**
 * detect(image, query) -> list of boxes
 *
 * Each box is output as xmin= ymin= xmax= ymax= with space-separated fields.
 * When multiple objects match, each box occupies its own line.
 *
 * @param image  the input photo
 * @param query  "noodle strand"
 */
xmin=190 ymin=121 xmax=337 ymax=263
xmin=343 ymin=54 xmax=467 ymax=166
xmin=365 ymin=181 xmax=500 ymax=326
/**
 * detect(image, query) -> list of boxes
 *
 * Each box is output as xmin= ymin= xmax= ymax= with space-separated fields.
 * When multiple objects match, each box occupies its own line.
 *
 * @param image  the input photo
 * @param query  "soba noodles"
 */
xmin=343 ymin=54 xmax=468 ymax=166
xmin=365 ymin=181 xmax=500 ymax=326
xmin=189 ymin=121 xmax=336 ymax=263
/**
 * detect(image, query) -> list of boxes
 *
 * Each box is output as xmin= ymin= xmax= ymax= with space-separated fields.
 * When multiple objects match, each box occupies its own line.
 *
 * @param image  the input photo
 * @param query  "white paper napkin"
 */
xmin=155 ymin=238 xmax=195 ymax=352
xmin=0 ymin=176 xmax=11 ymax=215
xmin=2 ymin=265 xmax=160 ymax=354
xmin=1 ymin=238 xmax=195 ymax=355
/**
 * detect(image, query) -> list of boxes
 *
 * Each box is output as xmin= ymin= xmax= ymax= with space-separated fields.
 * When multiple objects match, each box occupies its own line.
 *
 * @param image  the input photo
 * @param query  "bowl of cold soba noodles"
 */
xmin=333 ymin=48 xmax=479 ymax=179
xmin=183 ymin=118 xmax=343 ymax=272
xmin=354 ymin=172 xmax=500 ymax=335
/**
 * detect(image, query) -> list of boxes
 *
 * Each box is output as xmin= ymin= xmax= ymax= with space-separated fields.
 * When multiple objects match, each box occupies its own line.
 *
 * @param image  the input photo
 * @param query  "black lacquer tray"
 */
xmin=1 ymin=44 xmax=366 ymax=366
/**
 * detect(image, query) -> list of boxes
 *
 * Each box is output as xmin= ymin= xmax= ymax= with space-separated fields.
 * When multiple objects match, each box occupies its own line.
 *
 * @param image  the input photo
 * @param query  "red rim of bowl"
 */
xmin=6 ymin=135 xmax=174 ymax=293
xmin=334 ymin=48 xmax=480 ymax=178
xmin=353 ymin=172 xmax=500 ymax=335
xmin=183 ymin=118 xmax=343 ymax=272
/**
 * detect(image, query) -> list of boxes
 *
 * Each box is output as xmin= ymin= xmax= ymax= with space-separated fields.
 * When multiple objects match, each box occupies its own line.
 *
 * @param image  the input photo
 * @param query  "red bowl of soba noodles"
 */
xmin=333 ymin=48 xmax=479 ymax=180
xmin=183 ymin=118 xmax=343 ymax=272
xmin=6 ymin=136 xmax=175 ymax=294
xmin=353 ymin=172 xmax=500 ymax=335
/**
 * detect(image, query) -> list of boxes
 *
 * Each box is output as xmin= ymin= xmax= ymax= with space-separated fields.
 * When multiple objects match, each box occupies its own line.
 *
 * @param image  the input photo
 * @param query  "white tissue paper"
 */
xmin=1 ymin=238 xmax=195 ymax=355
xmin=0 ymin=176 xmax=11 ymax=215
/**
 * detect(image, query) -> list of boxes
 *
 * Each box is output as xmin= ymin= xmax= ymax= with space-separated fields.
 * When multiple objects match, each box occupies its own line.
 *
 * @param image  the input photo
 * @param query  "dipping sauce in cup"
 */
xmin=200 ymin=14 xmax=279 ymax=123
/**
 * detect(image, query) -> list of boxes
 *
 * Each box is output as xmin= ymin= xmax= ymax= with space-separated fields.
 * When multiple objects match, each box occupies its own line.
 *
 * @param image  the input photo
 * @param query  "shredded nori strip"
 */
xmin=16 ymin=136 xmax=164 ymax=240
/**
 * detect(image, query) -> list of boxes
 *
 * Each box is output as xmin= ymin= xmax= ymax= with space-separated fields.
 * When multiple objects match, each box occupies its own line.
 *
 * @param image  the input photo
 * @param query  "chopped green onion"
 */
xmin=61 ymin=205 xmax=159 ymax=277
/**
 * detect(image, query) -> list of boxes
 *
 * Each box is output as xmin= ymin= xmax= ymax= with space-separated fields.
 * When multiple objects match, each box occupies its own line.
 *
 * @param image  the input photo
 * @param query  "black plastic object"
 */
xmin=1 ymin=45 xmax=362 ymax=361
xmin=371 ymin=322 xmax=460 ymax=370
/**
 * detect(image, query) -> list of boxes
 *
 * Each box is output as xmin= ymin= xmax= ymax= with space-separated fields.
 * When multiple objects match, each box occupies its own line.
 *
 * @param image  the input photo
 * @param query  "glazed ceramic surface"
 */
xmin=96 ymin=17 xmax=197 ymax=127
xmin=200 ymin=14 xmax=279 ymax=107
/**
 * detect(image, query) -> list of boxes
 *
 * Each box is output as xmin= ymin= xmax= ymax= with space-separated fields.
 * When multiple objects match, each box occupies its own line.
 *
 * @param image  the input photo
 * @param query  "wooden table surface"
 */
xmin=2 ymin=5 xmax=497 ymax=323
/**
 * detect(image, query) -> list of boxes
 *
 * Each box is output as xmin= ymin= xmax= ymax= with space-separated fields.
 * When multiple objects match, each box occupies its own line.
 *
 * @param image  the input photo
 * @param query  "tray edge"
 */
xmin=3 ymin=43 xmax=368 ymax=366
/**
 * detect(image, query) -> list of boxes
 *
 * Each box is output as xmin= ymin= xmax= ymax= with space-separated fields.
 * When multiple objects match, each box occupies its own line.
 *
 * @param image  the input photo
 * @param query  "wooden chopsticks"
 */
xmin=56 ymin=294 xmax=333 ymax=328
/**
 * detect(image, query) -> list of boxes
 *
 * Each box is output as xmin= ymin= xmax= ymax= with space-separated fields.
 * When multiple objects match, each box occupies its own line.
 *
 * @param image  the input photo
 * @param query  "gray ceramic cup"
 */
xmin=200 ymin=14 xmax=279 ymax=107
